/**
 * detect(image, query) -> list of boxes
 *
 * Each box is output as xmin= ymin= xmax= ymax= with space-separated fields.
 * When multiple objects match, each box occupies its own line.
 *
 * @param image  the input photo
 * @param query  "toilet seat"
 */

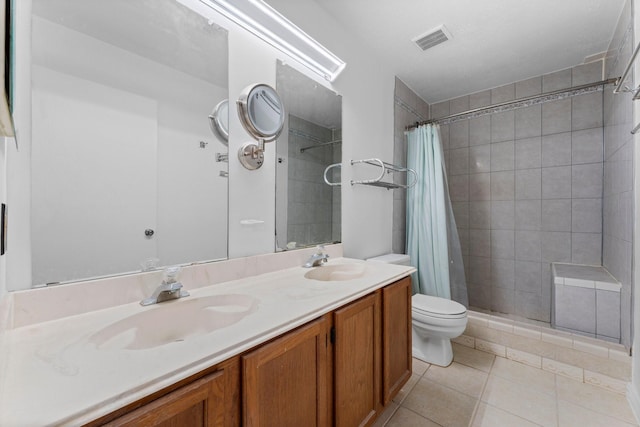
xmin=412 ymin=294 xmax=466 ymax=319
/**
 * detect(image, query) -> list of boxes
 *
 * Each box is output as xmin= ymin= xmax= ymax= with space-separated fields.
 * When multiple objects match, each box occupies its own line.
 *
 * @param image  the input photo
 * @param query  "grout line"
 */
xmin=469 ymin=351 xmax=497 ymax=425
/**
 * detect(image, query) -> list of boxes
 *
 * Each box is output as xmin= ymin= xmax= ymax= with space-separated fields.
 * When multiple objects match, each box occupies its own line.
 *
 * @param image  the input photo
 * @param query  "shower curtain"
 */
xmin=406 ymin=124 xmax=468 ymax=306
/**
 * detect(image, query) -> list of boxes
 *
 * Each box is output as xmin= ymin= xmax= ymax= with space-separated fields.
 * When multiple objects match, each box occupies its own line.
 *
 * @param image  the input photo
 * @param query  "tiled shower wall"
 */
xmin=392 ymin=78 xmax=430 ymax=254
xmin=603 ymin=0 xmax=634 ymax=348
xmin=435 ymin=61 xmax=605 ymax=323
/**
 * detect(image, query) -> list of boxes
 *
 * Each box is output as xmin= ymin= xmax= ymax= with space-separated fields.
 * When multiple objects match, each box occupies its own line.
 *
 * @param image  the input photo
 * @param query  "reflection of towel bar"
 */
xmin=324 ymin=163 xmax=342 ymax=186
xmin=349 ymin=158 xmax=417 ymax=190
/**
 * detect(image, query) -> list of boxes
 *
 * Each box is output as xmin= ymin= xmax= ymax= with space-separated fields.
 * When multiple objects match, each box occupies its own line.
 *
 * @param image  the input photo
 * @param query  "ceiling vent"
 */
xmin=412 ymin=25 xmax=451 ymax=51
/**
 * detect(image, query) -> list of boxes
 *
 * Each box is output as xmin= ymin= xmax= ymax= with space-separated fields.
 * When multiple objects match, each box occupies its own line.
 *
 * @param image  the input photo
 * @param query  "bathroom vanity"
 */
xmin=0 ymin=256 xmax=413 ymax=426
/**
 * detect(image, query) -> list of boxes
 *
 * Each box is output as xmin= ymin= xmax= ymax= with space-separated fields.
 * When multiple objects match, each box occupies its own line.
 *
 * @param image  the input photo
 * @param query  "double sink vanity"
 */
xmin=0 ymin=246 xmax=415 ymax=426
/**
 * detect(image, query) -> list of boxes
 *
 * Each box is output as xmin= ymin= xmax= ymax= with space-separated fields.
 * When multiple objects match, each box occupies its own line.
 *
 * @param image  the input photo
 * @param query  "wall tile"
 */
xmin=596 ymin=289 xmax=620 ymax=339
xmin=469 ymin=173 xmax=491 ymax=201
xmin=440 ymin=124 xmax=450 ymax=150
xmin=515 ymin=199 xmax=541 ymax=231
xmin=542 ymin=166 xmax=571 ymax=199
xmin=491 ymin=141 xmax=515 ymax=171
xmin=572 ymin=163 xmax=603 ymax=198
xmin=491 ymin=287 xmax=515 ymax=313
xmin=542 ymin=68 xmax=572 ymax=92
xmin=491 ymin=83 xmax=515 ymax=103
xmin=571 ymin=232 xmax=602 ymax=265
xmin=491 ymin=200 xmax=515 ymax=230
xmin=515 ymin=169 xmax=542 ymax=200
xmin=469 ymin=90 xmax=491 ymax=109
xmin=515 ymin=105 xmax=542 ymax=139
xmin=459 ymin=228 xmax=470 ymax=256
xmin=491 ymin=111 xmax=515 ymax=142
xmin=491 ymin=171 xmax=515 ymax=200
xmin=450 ymin=95 xmax=470 ymax=114
xmin=515 ymin=261 xmax=542 ymax=293
xmin=469 ymin=116 xmax=491 ymax=146
xmin=452 ymin=201 xmax=470 ymax=229
xmin=450 ymin=120 xmax=470 ymax=148
xmin=449 ymin=174 xmax=469 ymax=201
xmin=541 ymin=199 xmax=571 ymax=231
xmin=572 ymin=128 xmax=603 ymax=164
xmin=572 ymin=92 xmax=603 ymax=131
xmin=470 ymin=229 xmax=491 ymax=257
xmin=492 ymin=259 xmax=515 ymax=289
xmin=491 ymin=230 xmax=515 ymax=260
xmin=541 ymin=132 xmax=572 ymax=167
xmin=515 ymin=137 xmax=541 ymax=169
xmin=449 ymin=147 xmax=469 ymax=175
xmin=555 ymin=284 xmax=596 ymax=333
xmin=572 ymin=199 xmax=602 ymax=233
xmin=469 ymin=201 xmax=491 ymax=229
xmin=516 ymin=77 xmax=542 ymax=98
xmin=468 ymin=283 xmax=491 ymax=309
xmin=515 ymin=291 xmax=544 ymax=321
xmin=541 ymin=231 xmax=571 ymax=262
xmin=542 ymin=99 xmax=572 ymax=135
xmin=515 ymin=230 xmax=541 ymax=261
xmin=432 ymin=101 xmax=450 ymax=119
xmin=572 ymin=61 xmax=603 ymax=86
xmin=470 ymin=256 xmax=491 ymax=286
xmin=469 ymin=144 xmax=490 ymax=173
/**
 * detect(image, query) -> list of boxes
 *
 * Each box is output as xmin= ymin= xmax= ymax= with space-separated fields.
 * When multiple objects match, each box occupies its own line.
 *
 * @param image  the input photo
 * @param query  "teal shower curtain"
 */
xmin=406 ymin=124 xmax=468 ymax=306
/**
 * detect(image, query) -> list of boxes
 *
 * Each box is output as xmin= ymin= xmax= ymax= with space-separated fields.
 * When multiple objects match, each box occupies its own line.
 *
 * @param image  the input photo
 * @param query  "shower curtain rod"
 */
xmin=407 ymin=77 xmax=619 ymax=130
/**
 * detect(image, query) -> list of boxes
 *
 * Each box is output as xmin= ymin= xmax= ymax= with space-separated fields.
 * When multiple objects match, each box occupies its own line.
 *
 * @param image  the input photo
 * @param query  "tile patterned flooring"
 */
xmin=373 ymin=343 xmax=639 ymax=427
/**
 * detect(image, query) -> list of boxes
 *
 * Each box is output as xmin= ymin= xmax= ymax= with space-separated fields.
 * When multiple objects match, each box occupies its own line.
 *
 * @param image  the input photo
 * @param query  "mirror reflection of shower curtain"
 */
xmin=405 ymin=124 xmax=468 ymax=307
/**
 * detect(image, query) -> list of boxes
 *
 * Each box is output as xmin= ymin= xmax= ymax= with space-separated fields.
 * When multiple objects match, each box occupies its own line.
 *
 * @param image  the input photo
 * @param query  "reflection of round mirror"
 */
xmin=209 ymin=99 xmax=229 ymax=144
xmin=237 ymin=84 xmax=285 ymax=142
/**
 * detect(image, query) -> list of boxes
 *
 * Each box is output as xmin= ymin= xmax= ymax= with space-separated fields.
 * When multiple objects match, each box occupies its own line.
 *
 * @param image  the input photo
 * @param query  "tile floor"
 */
xmin=374 ymin=343 xmax=639 ymax=427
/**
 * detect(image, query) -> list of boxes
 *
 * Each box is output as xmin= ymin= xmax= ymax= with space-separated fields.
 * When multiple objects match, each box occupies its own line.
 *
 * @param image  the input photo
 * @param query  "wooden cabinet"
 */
xmin=381 ymin=277 xmax=412 ymax=405
xmin=89 ymin=358 xmax=240 ymax=427
xmin=333 ymin=292 xmax=382 ymax=427
xmin=104 ymin=371 xmax=226 ymax=427
xmin=242 ymin=316 xmax=329 ymax=427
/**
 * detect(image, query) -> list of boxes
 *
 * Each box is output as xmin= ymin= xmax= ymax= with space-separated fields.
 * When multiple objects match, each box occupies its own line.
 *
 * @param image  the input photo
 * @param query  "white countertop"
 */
xmin=0 ymin=257 xmax=414 ymax=426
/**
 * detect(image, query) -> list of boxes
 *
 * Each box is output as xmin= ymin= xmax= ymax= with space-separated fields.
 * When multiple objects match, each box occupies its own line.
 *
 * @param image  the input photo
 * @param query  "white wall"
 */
xmin=631 ymin=0 xmax=640 ymax=420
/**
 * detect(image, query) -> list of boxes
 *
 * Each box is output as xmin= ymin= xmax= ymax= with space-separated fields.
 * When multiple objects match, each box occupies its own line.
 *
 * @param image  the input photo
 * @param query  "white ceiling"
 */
xmin=313 ymin=0 xmax=626 ymax=104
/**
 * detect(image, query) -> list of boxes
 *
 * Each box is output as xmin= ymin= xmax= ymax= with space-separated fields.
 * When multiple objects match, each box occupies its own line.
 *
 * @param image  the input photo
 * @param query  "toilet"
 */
xmin=367 ymin=253 xmax=468 ymax=367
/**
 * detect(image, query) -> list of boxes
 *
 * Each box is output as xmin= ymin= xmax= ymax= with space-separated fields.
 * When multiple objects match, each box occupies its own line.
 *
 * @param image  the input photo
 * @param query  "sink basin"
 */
xmin=304 ymin=264 xmax=367 ymax=282
xmin=89 ymin=294 xmax=259 ymax=350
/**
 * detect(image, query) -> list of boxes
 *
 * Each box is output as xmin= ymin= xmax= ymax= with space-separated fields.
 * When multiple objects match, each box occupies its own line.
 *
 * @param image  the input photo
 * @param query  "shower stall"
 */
xmin=394 ymin=27 xmax=634 ymax=348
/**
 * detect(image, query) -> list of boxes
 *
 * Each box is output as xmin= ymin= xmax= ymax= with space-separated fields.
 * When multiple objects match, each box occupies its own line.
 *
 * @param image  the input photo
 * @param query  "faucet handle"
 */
xmin=316 ymin=245 xmax=326 ymax=254
xmin=163 ymin=266 xmax=181 ymax=284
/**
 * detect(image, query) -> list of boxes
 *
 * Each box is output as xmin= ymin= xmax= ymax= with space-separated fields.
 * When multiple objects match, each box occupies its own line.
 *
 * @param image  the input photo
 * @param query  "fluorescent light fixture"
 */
xmin=200 ymin=0 xmax=346 ymax=81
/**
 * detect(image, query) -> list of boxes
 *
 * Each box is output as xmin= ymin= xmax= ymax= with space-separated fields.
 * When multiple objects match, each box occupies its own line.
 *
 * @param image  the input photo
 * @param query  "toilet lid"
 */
xmin=412 ymin=294 xmax=466 ymax=316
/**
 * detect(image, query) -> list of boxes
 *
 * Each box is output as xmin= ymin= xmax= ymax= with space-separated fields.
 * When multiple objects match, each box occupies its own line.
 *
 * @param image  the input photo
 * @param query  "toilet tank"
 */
xmin=366 ymin=253 xmax=411 ymax=266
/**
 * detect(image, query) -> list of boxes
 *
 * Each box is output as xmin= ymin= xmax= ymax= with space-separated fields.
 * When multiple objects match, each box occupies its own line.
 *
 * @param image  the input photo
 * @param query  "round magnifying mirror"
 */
xmin=237 ymin=84 xmax=285 ymax=142
xmin=209 ymin=99 xmax=229 ymax=144
xmin=236 ymin=84 xmax=285 ymax=170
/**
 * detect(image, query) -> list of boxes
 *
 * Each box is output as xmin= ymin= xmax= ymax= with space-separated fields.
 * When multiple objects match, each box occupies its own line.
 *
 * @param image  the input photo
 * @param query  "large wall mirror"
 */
xmin=30 ymin=0 xmax=229 ymax=286
xmin=275 ymin=61 xmax=342 ymax=251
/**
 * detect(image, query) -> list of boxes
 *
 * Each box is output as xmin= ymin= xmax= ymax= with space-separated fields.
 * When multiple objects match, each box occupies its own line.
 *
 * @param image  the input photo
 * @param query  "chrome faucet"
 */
xmin=140 ymin=266 xmax=190 ymax=306
xmin=303 ymin=245 xmax=330 ymax=268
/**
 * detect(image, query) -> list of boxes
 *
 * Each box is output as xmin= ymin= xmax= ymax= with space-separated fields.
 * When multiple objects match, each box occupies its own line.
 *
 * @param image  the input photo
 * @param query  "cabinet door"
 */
xmin=334 ymin=292 xmax=381 ymax=427
xmin=382 ymin=277 xmax=412 ymax=404
xmin=242 ymin=316 xmax=329 ymax=427
xmin=104 ymin=370 xmax=225 ymax=427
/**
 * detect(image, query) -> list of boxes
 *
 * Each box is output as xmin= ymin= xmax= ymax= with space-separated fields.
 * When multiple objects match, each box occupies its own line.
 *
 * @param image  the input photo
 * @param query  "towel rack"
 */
xmin=350 ymin=158 xmax=417 ymax=189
